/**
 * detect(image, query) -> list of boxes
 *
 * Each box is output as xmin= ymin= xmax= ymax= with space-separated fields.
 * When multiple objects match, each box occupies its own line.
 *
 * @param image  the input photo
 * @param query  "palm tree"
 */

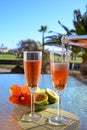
xmin=38 ymin=25 xmax=48 ymax=51
xmin=38 ymin=25 xmax=48 ymax=74
xmin=58 ymin=8 xmax=87 ymax=41
xmin=44 ymin=31 xmax=62 ymax=47
xmin=58 ymin=7 xmax=87 ymax=74
xmin=73 ymin=9 xmax=87 ymax=34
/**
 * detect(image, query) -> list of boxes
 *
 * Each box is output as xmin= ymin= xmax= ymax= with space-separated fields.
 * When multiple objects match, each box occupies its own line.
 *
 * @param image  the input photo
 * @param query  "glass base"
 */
xmin=20 ymin=113 xmax=42 ymax=122
xmin=49 ymin=116 xmax=69 ymax=125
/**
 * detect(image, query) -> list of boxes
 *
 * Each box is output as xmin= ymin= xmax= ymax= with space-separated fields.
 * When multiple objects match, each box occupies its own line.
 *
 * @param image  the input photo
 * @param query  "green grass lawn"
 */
xmin=55 ymin=55 xmax=82 ymax=63
xmin=0 ymin=54 xmax=22 ymax=68
xmin=0 ymin=54 xmax=22 ymax=60
xmin=0 ymin=53 xmax=82 ymax=70
xmin=70 ymin=57 xmax=82 ymax=63
xmin=0 ymin=64 xmax=16 ymax=68
xmin=0 ymin=54 xmax=82 ymax=63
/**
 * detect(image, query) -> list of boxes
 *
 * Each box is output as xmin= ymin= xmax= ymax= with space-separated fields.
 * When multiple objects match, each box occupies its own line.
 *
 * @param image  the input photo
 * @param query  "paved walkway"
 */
xmin=0 ymin=67 xmax=11 ymax=73
xmin=69 ymin=70 xmax=87 ymax=84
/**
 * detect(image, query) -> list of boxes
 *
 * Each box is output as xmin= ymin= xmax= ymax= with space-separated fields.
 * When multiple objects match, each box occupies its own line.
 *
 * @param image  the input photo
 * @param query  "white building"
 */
xmin=0 ymin=47 xmax=9 ymax=53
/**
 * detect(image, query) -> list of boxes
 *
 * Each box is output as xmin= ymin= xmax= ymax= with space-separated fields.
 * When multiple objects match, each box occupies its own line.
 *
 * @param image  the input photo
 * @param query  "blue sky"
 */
xmin=0 ymin=0 xmax=87 ymax=49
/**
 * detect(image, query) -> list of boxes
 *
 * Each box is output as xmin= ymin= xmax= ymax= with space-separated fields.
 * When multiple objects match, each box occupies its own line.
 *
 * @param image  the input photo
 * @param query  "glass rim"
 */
xmin=23 ymin=51 xmax=42 ymax=61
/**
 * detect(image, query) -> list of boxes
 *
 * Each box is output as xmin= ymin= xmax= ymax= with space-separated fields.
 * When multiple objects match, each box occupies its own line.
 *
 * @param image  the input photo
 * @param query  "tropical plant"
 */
xmin=38 ymin=25 xmax=49 ymax=73
xmin=44 ymin=32 xmax=62 ymax=46
xmin=58 ymin=8 xmax=87 ymax=62
xmin=73 ymin=9 xmax=87 ymax=34
xmin=38 ymin=25 xmax=48 ymax=51
xmin=58 ymin=7 xmax=87 ymax=75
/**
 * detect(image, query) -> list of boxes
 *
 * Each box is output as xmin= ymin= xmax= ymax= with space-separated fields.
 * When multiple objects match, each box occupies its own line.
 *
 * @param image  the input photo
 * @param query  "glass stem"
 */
xmin=31 ymin=93 xmax=35 ymax=115
xmin=58 ymin=95 xmax=62 ymax=118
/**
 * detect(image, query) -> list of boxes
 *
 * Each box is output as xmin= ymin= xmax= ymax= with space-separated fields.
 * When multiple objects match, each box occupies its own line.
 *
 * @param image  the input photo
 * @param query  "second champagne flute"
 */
xmin=23 ymin=51 xmax=42 ymax=121
xmin=49 ymin=49 xmax=70 ymax=125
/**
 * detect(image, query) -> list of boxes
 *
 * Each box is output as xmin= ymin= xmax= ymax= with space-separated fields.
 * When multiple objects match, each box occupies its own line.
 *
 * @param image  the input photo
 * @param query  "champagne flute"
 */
xmin=49 ymin=47 xmax=70 ymax=125
xmin=23 ymin=51 xmax=42 ymax=121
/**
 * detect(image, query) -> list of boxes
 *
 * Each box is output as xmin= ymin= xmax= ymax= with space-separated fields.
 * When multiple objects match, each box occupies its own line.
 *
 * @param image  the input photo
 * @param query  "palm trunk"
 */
xmin=42 ymin=32 xmax=44 ymax=51
xmin=42 ymin=32 xmax=45 ymax=89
